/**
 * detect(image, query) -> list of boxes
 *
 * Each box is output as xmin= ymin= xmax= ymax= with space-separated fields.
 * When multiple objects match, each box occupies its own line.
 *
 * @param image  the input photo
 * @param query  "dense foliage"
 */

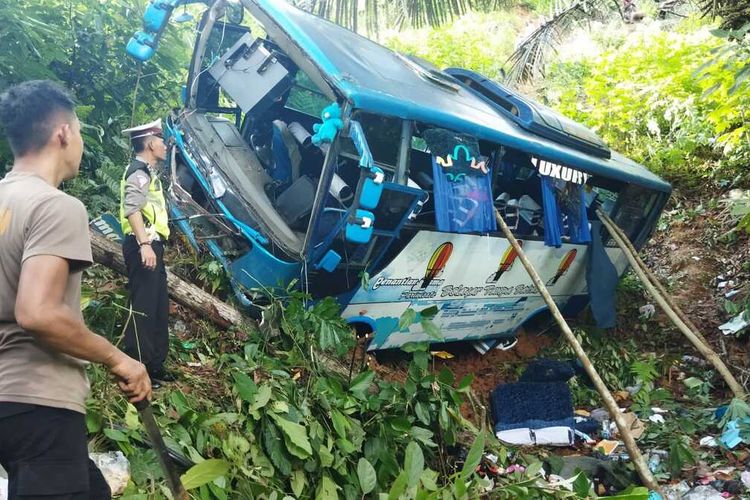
xmin=0 ymin=0 xmax=191 ymax=215
xmin=543 ymin=23 xmax=750 ymax=191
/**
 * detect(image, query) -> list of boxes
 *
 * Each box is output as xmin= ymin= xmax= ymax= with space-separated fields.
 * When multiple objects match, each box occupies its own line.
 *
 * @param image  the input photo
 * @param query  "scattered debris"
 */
xmin=640 ymin=303 xmax=657 ymax=319
xmin=740 ymin=470 xmax=750 ymax=488
xmin=491 ymin=359 xmax=576 ymax=446
xmin=719 ymin=419 xmax=750 ymax=449
xmin=649 ymin=414 xmax=666 ymax=424
xmin=90 ymin=451 xmax=130 ymax=496
xmin=719 ymin=313 xmax=750 ymax=336
xmin=595 ymin=439 xmax=620 ymax=456
xmin=682 ymin=355 xmax=708 ymax=367
xmin=662 ymin=480 xmax=691 ymax=500
xmin=681 ymin=485 xmax=725 ymax=500
xmin=699 ymin=436 xmax=719 ymax=448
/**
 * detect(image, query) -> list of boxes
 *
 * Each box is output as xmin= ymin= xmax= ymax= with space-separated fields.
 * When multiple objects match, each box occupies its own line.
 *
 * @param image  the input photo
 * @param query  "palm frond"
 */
xmin=292 ymin=0 xmax=515 ymax=34
xmin=503 ymin=0 xmax=615 ymax=87
xmin=699 ymin=0 xmax=750 ymax=30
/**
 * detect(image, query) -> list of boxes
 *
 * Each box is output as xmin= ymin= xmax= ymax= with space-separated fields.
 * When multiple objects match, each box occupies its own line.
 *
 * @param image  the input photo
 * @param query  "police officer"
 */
xmin=120 ymin=119 xmax=173 ymax=389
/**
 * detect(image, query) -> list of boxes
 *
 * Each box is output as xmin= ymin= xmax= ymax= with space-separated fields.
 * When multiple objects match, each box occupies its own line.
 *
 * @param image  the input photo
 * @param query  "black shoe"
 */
xmin=151 ymin=380 xmax=163 ymax=390
xmin=150 ymin=371 xmax=178 ymax=383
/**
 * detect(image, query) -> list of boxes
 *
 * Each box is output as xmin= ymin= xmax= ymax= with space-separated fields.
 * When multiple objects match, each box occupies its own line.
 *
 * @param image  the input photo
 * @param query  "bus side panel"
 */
xmin=341 ymin=231 xmax=628 ymax=350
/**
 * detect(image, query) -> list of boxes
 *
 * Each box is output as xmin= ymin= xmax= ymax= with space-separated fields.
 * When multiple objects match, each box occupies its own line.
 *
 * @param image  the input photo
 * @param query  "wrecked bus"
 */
xmin=125 ymin=0 xmax=671 ymax=351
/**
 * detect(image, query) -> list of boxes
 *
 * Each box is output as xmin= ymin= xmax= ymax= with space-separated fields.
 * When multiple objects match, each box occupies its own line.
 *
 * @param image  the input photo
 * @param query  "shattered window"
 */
xmin=285 ymin=72 xmax=330 ymax=117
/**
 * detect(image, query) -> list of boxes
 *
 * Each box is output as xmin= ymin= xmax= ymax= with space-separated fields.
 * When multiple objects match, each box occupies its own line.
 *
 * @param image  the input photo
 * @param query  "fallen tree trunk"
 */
xmin=89 ymin=230 xmax=350 ymax=378
xmin=89 ymin=231 xmax=244 ymax=328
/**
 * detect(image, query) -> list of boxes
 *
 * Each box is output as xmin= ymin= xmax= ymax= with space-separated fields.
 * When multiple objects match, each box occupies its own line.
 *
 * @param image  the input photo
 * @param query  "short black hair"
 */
xmin=131 ymin=135 xmax=149 ymax=154
xmin=0 ymin=80 xmax=76 ymax=157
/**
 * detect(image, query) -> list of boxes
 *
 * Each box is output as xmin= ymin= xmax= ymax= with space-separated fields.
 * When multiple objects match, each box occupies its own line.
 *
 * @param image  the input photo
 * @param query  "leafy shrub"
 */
xmin=546 ymin=25 xmax=750 ymax=191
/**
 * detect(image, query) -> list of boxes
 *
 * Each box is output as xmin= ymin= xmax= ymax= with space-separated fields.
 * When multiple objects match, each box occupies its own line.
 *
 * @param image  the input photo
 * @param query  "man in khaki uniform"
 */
xmin=119 ymin=119 xmax=173 ymax=389
xmin=0 ymin=80 xmax=151 ymax=499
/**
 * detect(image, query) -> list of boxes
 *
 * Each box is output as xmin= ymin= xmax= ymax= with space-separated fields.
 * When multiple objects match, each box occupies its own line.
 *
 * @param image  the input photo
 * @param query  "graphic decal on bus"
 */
xmin=344 ymin=232 xmax=627 ymax=349
xmin=416 ymin=242 xmax=453 ymax=289
xmin=486 ymin=240 xmax=523 ymax=283
xmin=547 ymin=248 xmax=578 ymax=286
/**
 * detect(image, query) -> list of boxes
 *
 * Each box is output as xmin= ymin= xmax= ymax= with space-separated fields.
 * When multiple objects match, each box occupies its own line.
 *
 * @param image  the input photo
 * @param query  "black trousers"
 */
xmin=0 ymin=403 xmax=111 ymax=499
xmin=122 ymin=235 xmax=169 ymax=377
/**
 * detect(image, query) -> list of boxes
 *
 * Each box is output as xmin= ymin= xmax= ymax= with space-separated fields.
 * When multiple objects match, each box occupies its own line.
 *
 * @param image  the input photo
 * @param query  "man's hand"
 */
xmin=110 ymin=354 xmax=152 ymax=403
xmin=140 ymin=244 xmax=157 ymax=270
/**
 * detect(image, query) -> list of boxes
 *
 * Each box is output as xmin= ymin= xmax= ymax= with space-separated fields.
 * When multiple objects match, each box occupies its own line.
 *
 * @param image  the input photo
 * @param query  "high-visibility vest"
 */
xmin=119 ymin=159 xmax=170 ymax=240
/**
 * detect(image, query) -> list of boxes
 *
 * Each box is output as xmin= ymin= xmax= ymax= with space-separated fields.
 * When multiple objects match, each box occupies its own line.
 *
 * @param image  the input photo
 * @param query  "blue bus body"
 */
xmin=129 ymin=0 xmax=671 ymax=350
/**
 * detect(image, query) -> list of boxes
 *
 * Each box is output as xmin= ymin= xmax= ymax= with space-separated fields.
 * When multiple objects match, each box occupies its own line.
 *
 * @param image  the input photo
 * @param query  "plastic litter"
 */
xmin=649 ymin=414 xmax=665 ymax=424
xmin=639 ymin=304 xmax=656 ymax=319
xmin=90 ymin=451 xmax=130 ymax=496
xmin=595 ymin=439 xmax=620 ymax=456
xmin=739 ymin=470 xmax=750 ymax=489
xmin=682 ymin=355 xmax=708 ymax=367
xmin=662 ymin=481 xmax=691 ymax=500
xmin=699 ymin=436 xmax=719 ymax=448
xmin=719 ymin=313 xmax=750 ymax=336
xmin=590 ymin=408 xmax=610 ymax=422
xmin=719 ymin=419 xmax=750 ymax=449
xmin=681 ymin=485 xmax=725 ymax=500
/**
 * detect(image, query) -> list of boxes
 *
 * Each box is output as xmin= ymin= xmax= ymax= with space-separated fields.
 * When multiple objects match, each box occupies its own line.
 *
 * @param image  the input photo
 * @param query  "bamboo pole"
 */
xmin=596 ymin=210 xmax=746 ymax=399
xmin=597 ymin=210 xmax=708 ymax=345
xmin=493 ymin=209 xmax=661 ymax=493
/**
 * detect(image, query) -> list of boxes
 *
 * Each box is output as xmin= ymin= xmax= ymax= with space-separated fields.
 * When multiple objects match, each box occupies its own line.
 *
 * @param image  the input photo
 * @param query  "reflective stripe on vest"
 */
xmin=119 ymin=164 xmax=170 ymax=239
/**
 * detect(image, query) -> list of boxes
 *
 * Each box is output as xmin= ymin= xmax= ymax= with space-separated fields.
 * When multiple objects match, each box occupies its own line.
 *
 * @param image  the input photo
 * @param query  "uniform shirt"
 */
xmin=121 ymin=157 xmax=169 ymax=240
xmin=0 ymin=172 xmax=92 ymax=413
xmin=122 ymin=157 xmax=153 ymax=219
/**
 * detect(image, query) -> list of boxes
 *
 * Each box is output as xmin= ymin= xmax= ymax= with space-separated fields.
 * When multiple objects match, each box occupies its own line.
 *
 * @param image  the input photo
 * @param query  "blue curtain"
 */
xmin=541 ymin=176 xmax=591 ymax=247
xmin=432 ymin=156 xmax=497 ymax=233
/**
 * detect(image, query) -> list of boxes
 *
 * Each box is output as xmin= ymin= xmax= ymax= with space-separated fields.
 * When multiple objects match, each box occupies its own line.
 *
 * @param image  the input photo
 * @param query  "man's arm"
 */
xmin=127 ymin=211 xmax=157 ymax=270
xmin=15 ymin=254 xmax=152 ymax=402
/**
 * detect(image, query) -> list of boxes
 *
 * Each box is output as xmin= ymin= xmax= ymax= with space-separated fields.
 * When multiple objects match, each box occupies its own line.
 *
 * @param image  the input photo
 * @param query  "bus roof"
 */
xmin=245 ymin=0 xmax=672 ymax=194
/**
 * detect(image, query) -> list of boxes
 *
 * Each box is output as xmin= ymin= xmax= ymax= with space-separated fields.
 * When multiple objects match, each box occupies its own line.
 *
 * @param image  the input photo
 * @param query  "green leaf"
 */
xmin=419 ymin=305 xmax=439 ymax=319
xmin=401 ymin=342 xmax=429 ymax=353
xmin=319 ymin=444 xmax=334 ymax=468
xmin=388 ymin=471 xmax=408 ymax=500
xmin=336 ymin=438 xmax=356 ymax=455
xmin=683 ymin=377 xmax=704 ymax=389
xmin=349 ymin=371 xmax=375 ymax=399
xmin=388 ymin=417 xmax=412 ymax=432
xmin=315 ymin=475 xmax=340 ymax=500
xmin=572 ymin=472 xmax=592 ymax=497
xmin=357 ymin=458 xmax=377 ymax=495
xmin=525 ymin=460 xmax=543 ymax=478
xmin=415 ymin=401 xmax=431 ymax=426
xmin=420 ymin=318 xmax=443 ymax=340
xmin=180 ymin=459 xmax=230 ymax=490
xmin=460 ymin=432 xmax=485 ymax=480
xmin=104 ymin=428 xmax=130 ymax=443
xmin=456 ymin=374 xmax=474 ymax=393
xmin=291 ymin=470 xmax=306 ymax=498
xmin=251 ymin=384 xmax=273 ymax=411
xmin=399 ymin=308 xmax=417 ymax=331
xmin=331 ymin=409 xmax=349 ymax=439
xmin=262 ymin=422 xmax=292 ymax=476
xmin=271 ymin=414 xmax=313 ymax=459
xmin=403 ymin=442 xmax=424 ymax=488
xmin=420 ymin=469 xmax=439 ymax=491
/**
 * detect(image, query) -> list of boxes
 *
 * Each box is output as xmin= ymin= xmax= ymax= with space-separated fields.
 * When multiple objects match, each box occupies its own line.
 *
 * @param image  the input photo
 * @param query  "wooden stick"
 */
xmin=493 ymin=209 xmax=661 ymax=493
xmin=597 ymin=210 xmax=709 ymax=345
xmin=596 ymin=210 xmax=746 ymax=399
